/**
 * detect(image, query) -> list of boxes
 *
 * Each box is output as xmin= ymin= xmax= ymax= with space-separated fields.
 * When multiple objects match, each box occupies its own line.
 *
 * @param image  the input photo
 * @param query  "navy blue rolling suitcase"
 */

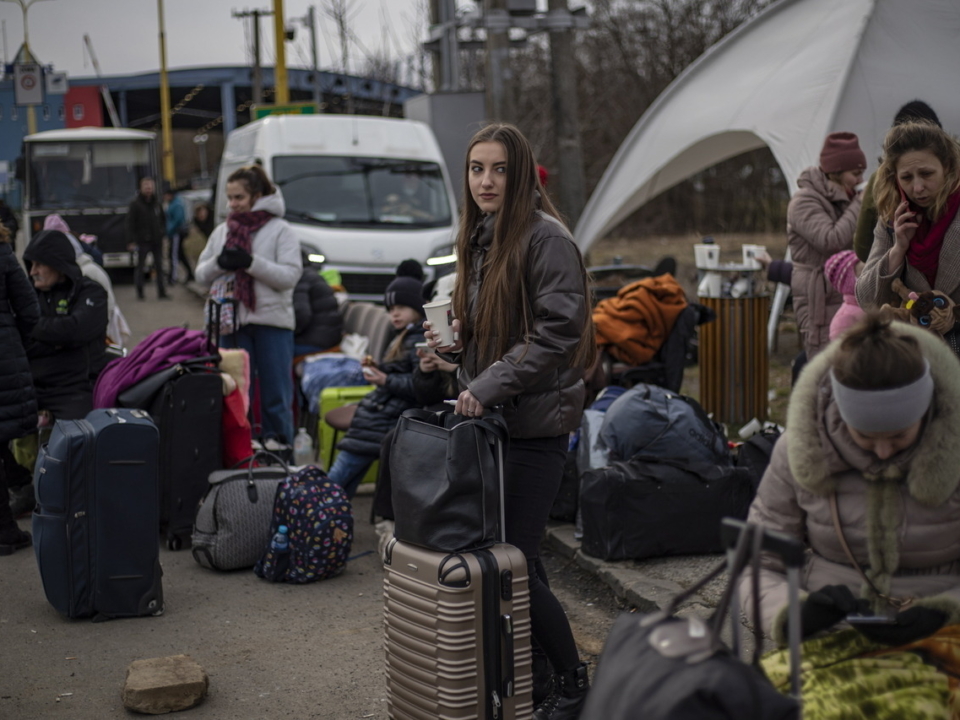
xmin=32 ymin=408 xmax=164 ymax=621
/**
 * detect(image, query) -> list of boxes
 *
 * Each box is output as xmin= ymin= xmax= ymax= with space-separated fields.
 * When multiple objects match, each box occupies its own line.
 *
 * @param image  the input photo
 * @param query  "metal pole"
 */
xmin=253 ymin=10 xmax=263 ymax=104
xmin=273 ymin=0 xmax=289 ymax=104
xmin=428 ymin=0 xmax=441 ymax=91
xmin=157 ymin=0 xmax=175 ymax=185
xmin=547 ymin=0 xmax=587 ymax=226
xmin=438 ymin=0 xmax=459 ymax=92
xmin=307 ymin=5 xmax=320 ymax=110
xmin=484 ymin=0 xmax=513 ymax=123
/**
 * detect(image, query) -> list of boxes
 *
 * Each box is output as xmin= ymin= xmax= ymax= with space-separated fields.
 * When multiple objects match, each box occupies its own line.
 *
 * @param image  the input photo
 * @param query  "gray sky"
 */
xmin=0 ymin=0 xmax=426 ymax=81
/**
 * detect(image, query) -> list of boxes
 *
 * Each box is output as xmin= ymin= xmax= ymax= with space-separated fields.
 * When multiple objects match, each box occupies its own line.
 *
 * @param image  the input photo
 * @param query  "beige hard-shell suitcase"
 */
xmin=383 ymin=538 xmax=534 ymax=719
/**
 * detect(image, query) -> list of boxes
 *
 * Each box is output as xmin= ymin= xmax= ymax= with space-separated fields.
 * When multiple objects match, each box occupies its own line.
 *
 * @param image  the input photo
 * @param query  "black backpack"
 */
xmin=735 ymin=429 xmax=782 ymax=492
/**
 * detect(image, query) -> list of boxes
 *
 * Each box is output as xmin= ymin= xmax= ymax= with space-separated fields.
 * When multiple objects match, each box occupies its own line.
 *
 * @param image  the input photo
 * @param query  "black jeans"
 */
xmin=504 ymin=434 xmax=581 ymax=674
xmin=135 ymin=241 xmax=165 ymax=297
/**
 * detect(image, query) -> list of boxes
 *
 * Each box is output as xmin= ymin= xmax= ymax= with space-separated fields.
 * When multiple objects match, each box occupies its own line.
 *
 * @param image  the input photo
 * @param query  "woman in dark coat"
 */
xmin=426 ymin=123 xmax=596 ymax=718
xmin=0 ymin=226 xmax=39 ymax=554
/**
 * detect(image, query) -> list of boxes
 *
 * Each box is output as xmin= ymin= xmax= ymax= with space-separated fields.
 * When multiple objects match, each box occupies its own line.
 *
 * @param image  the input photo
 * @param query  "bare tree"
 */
xmin=322 ymin=0 xmax=358 ymax=75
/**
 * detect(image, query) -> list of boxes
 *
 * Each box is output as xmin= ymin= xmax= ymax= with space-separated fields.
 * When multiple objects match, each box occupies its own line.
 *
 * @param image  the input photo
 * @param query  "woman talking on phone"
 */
xmin=856 ymin=122 xmax=960 ymax=348
xmin=426 ymin=124 xmax=595 ymax=719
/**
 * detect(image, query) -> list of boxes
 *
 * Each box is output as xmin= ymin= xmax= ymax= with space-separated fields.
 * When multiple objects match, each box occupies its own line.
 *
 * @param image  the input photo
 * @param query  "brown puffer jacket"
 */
xmin=740 ymin=323 xmax=960 ymax=641
xmin=592 ymin=274 xmax=687 ymax=366
xmin=787 ymin=167 xmax=862 ymax=357
xmin=456 ymin=211 xmax=591 ymax=439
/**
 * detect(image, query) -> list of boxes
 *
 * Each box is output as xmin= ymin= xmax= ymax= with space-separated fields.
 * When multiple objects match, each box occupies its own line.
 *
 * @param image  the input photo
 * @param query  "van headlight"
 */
xmin=307 ymin=253 xmax=326 ymax=264
xmin=426 ymin=245 xmax=457 ymax=267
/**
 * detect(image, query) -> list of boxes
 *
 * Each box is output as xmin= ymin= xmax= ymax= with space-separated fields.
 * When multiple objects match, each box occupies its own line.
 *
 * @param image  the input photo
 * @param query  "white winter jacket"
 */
xmin=195 ymin=190 xmax=302 ymax=331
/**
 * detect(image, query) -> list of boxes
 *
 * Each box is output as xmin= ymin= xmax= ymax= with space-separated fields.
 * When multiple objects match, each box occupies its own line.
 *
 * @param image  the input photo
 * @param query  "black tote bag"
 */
xmin=390 ymin=408 xmax=508 ymax=553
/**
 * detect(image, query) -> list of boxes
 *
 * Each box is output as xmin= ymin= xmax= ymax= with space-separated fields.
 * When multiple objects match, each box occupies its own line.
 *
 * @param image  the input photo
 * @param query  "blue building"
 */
xmin=0 ymin=64 xmax=421 ymax=193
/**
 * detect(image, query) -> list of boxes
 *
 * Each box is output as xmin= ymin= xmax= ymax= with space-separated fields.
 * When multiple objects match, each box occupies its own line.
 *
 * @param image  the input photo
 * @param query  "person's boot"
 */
xmin=0 ymin=483 xmax=31 ymax=556
xmin=531 ymin=641 xmax=555 ymax=707
xmin=532 ymin=663 xmax=589 ymax=720
xmin=8 ymin=482 xmax=35 ymax=519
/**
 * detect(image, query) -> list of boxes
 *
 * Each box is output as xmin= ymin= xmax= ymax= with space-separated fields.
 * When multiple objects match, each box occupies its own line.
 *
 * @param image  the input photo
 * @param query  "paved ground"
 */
xmin=0 ymin=272 xmax=751 ymax=719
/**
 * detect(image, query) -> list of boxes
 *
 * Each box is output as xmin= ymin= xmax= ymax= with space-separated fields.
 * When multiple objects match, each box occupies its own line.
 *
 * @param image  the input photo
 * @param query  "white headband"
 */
xmin=830 ymin=361 xmax=934 ymax=433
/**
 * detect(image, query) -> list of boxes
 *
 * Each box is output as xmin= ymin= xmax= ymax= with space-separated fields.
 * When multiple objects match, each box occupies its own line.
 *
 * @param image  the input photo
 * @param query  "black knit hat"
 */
xmin=396 ymin=258 xmax=425 ymax=282
xmin=893 ymin=100 xmax=942 ymax=128
xmin=384 ymin=275 xmax=424 ymax=316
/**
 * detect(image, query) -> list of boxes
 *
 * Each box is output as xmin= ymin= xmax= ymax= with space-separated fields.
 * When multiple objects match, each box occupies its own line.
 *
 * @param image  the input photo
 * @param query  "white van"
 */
xmin=216 ymin=114 xmax=458 ymax=302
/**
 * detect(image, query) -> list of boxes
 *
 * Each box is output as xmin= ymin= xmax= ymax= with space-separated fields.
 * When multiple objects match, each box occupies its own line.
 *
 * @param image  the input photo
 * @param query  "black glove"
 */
xmin=853 ymin=606 xmax=949 ymax=646
xmin=800 ymin=585 xmax=865 ymax=639
xmin=217 ymin=246 xmax=253 ymax=271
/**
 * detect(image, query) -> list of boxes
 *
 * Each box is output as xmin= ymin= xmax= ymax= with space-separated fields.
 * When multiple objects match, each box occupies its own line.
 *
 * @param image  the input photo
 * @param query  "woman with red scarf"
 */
xmin=196 ymin=165 xmax=302 ymax=447
xmin=857 ymin=122 xmax=960 ymax=353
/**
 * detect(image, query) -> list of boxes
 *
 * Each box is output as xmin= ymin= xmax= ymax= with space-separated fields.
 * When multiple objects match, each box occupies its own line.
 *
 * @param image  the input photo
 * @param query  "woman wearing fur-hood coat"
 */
xmin=743 ymin=317 xmax=960 ymax=643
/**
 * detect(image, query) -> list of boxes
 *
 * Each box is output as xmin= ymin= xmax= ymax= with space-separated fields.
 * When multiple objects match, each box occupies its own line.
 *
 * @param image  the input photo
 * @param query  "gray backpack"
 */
xmin=598 ymin=384 xmax=730 ymax=466
xmin=191 ymin=461 xmax=290 ymax=571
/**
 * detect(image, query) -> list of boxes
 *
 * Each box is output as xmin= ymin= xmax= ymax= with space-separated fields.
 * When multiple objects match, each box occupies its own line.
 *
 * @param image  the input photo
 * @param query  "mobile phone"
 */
xmin=415 ymin=341 xmax=436 ymax=354
xmin=899 ymin=184 xmax=909 ymax=204
xmin=361 ymin=366 xmax=376 ymax=377
xmin=846 ymin=613 xmax=896 ymax=626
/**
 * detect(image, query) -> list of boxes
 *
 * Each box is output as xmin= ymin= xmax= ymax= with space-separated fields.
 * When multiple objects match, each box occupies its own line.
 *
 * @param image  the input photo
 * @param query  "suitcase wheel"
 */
xmin=167 ymin=535 xmax=183 ymax=551
xmin=150 ymin=600 xmax=165 ymax=617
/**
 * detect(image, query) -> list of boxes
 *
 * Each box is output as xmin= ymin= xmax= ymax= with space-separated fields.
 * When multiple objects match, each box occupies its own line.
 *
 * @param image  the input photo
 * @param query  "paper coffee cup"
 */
xmin=697 ymin=272 xmax=722 ymax=298
xmin=694 ymin=243 xmax=720 ymax=270
xmin=423 ymin=299 xmax=455 ymax=346
xmin=742 ymin=244 xmax=766 ymax=270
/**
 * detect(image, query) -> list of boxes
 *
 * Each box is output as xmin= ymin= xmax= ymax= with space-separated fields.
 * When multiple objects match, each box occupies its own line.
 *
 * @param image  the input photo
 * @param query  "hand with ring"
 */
xmin=455 ymin=389 xmax=484 ymax=417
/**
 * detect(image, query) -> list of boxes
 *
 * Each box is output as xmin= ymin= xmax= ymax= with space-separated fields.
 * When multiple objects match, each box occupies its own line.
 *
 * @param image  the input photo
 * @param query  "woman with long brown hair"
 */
xmin=427 ymin=123 xmax=595 ymax=719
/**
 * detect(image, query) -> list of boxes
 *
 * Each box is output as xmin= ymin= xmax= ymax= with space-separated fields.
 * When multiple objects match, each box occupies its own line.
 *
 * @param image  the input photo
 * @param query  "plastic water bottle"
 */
xmin=270 ymin=525 xmax=290 ymax=552
xmin=293 ymin=428 xmax=313 ymax=466
xmin=268 ymin=525 xmax=291 ymax=581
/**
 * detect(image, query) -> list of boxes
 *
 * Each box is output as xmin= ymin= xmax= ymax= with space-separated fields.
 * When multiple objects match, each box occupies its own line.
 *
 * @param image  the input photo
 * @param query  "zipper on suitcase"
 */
xmin=476 ymin=548 xmax=506 ymax=719
xmin=79 ymin=419 xmax=97 ymax=617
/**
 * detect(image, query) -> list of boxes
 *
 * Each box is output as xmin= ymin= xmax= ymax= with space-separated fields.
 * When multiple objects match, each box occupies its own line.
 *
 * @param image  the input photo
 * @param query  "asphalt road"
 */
xmin=0 ymin=280 xmax=619 ymax=719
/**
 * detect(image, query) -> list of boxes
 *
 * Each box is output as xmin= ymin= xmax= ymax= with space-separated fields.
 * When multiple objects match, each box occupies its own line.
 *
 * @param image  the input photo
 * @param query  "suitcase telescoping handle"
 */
xmin=721 ymin=518 xmax=803 ymax=702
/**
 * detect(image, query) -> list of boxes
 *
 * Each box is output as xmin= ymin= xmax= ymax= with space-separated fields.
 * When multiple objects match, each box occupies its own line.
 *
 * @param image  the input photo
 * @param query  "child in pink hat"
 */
xmin=825 ymin=249 xmax=865 ymax=340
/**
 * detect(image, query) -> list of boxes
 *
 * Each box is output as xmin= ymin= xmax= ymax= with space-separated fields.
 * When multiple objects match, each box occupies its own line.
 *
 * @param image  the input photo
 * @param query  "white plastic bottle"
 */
xmin=293 ymin=428 xmax=314 ymax=466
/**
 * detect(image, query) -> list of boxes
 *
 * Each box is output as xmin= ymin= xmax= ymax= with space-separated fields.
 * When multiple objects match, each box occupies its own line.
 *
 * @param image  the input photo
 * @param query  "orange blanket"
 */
xmin=593 ymin=273 xmax=688 ymax=365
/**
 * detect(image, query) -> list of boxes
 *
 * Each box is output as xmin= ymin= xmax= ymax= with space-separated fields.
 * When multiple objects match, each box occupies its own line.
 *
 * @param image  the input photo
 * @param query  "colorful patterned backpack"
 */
xmin=254 ymin=466 xmax=353 ymax=583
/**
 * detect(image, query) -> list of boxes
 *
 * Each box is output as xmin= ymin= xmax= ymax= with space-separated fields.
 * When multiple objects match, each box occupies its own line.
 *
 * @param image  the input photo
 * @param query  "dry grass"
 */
xmin=589 ymin=232 xmax=799 ymax=430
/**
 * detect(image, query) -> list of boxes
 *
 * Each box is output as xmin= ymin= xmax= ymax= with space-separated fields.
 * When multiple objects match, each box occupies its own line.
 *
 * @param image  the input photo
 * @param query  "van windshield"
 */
xmin=274 ymin=156 xmax=452 ymax=228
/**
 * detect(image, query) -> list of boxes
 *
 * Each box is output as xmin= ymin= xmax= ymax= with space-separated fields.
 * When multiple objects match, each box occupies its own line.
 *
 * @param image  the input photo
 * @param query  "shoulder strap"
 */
xmin=829 ymin=493 xmax=913 ymax=610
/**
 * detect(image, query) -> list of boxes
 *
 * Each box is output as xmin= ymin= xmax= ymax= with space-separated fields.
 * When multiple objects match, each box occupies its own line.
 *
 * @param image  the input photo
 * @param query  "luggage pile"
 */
xmin=574 ymin=383 xmax=759 ymax=562
xmin=31 ymin=323 xmax=352 ymax=622
xmin=383 ymin=408 xmax=534 ymax=720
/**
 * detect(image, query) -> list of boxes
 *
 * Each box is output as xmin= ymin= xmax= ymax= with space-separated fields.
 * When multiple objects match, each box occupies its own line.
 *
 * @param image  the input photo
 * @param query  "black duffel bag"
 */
xmin=580 ymin=454 xmax=754 ymax=561
xmin=390 ymin=408 xmax=509 ymax=552
xmin=582 ymin=519 xmax=802 ymax=719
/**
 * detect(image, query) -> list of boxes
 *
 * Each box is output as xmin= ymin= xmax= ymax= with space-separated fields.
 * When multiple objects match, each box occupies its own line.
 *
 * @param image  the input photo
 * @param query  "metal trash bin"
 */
xmin=699 ymin=294 xmax=769 ymax=426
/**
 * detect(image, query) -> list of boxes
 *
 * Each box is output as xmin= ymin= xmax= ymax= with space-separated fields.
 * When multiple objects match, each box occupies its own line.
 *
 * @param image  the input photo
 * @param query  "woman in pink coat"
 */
xmin=788 ymin=133 xmax=866 ymax=357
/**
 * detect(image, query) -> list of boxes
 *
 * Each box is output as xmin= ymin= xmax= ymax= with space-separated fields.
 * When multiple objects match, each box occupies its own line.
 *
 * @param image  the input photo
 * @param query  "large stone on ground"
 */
xmin=122 ymin=654 xmax=209 ymax=715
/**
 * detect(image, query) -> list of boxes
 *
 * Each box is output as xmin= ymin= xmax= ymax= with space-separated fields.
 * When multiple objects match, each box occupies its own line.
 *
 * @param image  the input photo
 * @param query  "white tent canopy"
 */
xmin=574 ymin=0 xmax=960 ymax=253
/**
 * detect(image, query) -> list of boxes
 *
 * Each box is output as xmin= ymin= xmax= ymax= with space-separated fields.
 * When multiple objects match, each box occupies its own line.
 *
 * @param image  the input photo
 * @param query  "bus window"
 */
xmin=28 ymin=140 xmax=151 ymax=210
